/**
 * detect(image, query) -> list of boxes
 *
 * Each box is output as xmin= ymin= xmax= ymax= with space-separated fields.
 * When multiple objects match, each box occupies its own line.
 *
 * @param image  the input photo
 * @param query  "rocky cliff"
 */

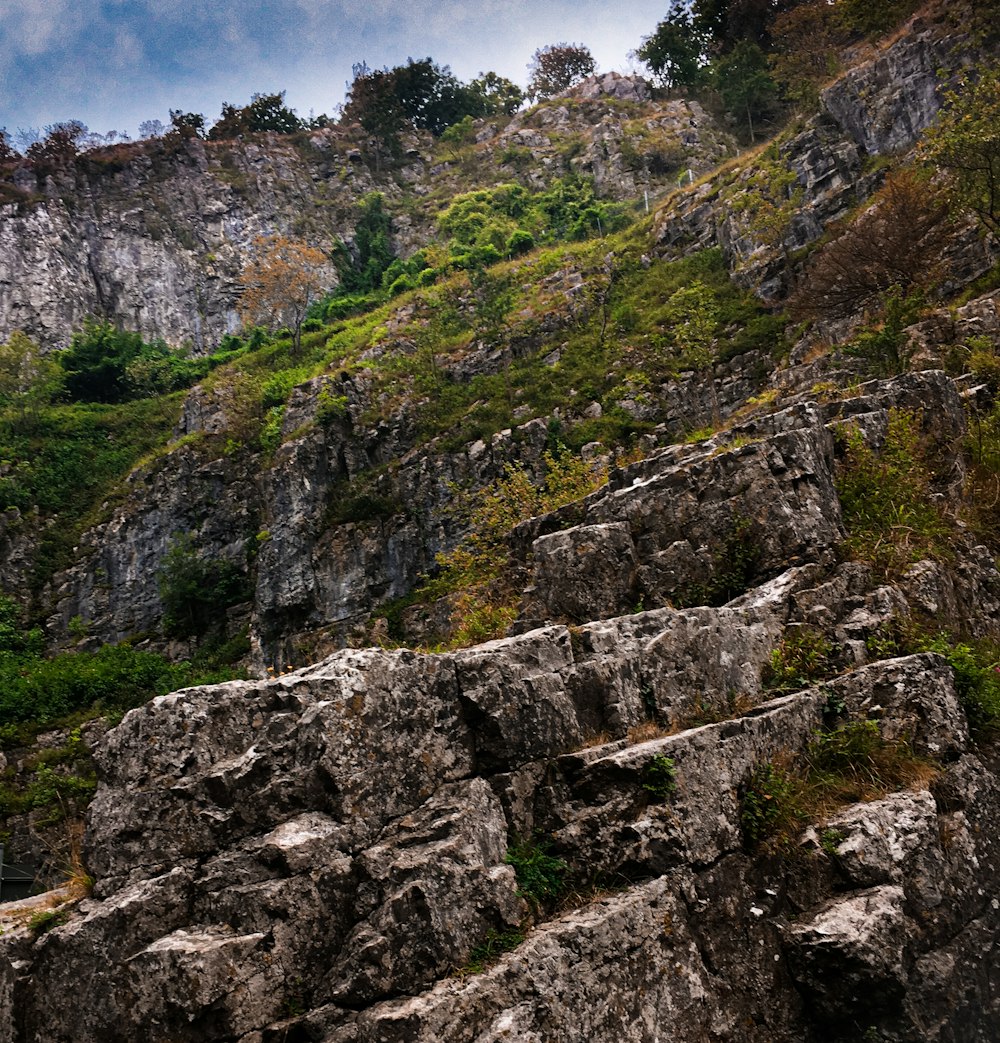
xmin=3 ymin=4 xmax=1000 ymax=1041
xmin=4 ymin=369 xmax=1000 ymax=1042
xmin=0 ymin=75 xmax=733 ymax=353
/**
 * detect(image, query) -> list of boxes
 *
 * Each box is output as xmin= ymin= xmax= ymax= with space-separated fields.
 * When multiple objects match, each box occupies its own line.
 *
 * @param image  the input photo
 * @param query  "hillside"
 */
xmin=3 ymin=2 xmax=1000 ymax=1040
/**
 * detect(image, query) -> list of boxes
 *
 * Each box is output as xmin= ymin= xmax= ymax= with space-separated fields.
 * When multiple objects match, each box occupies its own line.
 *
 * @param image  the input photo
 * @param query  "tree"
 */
xmin=692 ymin=0 xmax=802 ymax=52
xmin=26 ymin=121 xmax=87 ymax=172
xmin=713 ymin=40 xmax=778 ymax=142
xmin=169 ymin=110 xmax=206 ymax=138
xmin=0 ymin=128 xmax=15 ymax=163
xmin=768 ymin=1 xmax=847 ymax=109
xmin=239 ymin=235 xmax=330 ymax=353
xmin=923 ymin=63 xmax=1000 ymax=240
xmin=526 ymin=43 xmax=597 ymax=101
xmin=157 ymin=533 xmax=250 ymax=641
xmin=636 ymin=1 xmax=711 ymax=90
xmin=469 ymin=72 xmax=525 ymax=116
xmin=341 ymin=62 xmax=405 ymax=167
xmin=0 ymin=331 xmax=61 ymax=427
xmin=138 ymin=119 xmax=166 ymax=139
xmin=335 ymin=192 xmax=396 ymax=295
xmin=836 ymin=0 xmax=921 ymax=38
xmin=58 ymin=320 xmax=149 ymax=403
xmin=208 ymin=91 xmax=302 ymax=140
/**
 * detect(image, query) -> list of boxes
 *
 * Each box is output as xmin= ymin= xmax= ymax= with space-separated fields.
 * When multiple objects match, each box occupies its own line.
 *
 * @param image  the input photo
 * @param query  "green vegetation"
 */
xmin=462 ymin=927 xmax=527 ymax=974
xmin=0 ymin=593 xmax=245 ymax=738
xmin=505 ymin=836 xmax=569 ymax=908
xmin=764 ymin=628 xmax=836 ymax=693
xmin=417 ymin=447 xmax=606 ymax=646
xmin=674 ymin=515 xmax=761 ymax=608
xmin=0 ymin=393 xmax=183 ymax=588
xmin=835 ymin=409 xmax=953 ymax=575
xmin=741 ymin=720 xmax=932 ymax=848
xmin=922 ymin=638 xmax=1000 ymax=739
xmin=867 ymin=625 xmax=1000 ymax=741
xmin=27 ymin=908 xmax=70 ymax=935
xmin=641 ymin=754 xmax=677 ymax=801
xmin=58 ymin=320 xmax=243 ymax=404
xmin=156 ymin=533 xmax=251 ymax=641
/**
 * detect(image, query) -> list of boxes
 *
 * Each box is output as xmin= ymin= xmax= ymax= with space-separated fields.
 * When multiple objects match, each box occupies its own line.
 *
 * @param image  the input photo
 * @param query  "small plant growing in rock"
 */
xmin=741 ymin=760 xmax=802 ymax=845
xmin=641 ymin=754 xmax=677 ymax=802
xmin=462 ymin=927 xmax=526 ymax=974
xmin=27 ymin=908 xmax=69 ymax=935
xmin=763 ymin=627 xmax=835 ymax=693
xmin=819 ymin=827 xmax=845 ymax=856
xmin=505 ymin=836 xmax=568 ymax=908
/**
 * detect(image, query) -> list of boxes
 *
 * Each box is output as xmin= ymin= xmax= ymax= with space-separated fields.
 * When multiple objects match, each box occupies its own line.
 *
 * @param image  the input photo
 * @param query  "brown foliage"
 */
xmin=790 ymin=169 xmax=955 ymax=322
xmin=238 ymin=235 xmax=329 ymax=353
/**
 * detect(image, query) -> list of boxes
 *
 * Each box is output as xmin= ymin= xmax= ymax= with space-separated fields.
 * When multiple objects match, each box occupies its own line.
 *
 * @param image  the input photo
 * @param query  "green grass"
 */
xmin=0 ymin=395 xmax=183 ymax=589
xmin=741 ymin=720 xmax=934 ymax=849
xmin=835 ymin=409 xmax=954 ymax=575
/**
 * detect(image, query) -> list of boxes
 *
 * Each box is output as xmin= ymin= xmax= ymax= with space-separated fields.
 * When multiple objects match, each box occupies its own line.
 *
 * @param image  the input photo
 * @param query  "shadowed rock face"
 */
xmin=4 ymin=364 xmax=1000 ymax=1042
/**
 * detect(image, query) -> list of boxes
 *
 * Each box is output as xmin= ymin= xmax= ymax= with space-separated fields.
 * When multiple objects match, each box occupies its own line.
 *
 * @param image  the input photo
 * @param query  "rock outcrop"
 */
xmin=0 ymin=85 xmax=736 ymax=353
xmin=5 ymin=363 xmax=1000 ymax=1041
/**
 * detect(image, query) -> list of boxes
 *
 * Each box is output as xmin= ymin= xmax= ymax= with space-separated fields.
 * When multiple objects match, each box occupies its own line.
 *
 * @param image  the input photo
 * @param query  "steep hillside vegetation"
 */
xmin=3 ymin=2 xmax=1000 ymax=1040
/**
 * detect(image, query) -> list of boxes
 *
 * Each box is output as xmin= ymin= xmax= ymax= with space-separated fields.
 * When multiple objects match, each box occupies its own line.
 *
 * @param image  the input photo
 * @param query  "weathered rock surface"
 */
xmin=0 ymin=87 xmax=736 ymax=353
xmin=653 ymin=14 xmax=998 ymax=297
xmin=5 ymin=595 xmax=1000 ymax=1042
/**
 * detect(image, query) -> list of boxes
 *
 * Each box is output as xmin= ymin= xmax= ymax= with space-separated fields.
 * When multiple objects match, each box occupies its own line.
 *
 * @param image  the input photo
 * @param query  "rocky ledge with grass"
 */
xmin=3 ymin=360 xmax=1000 ymax=1042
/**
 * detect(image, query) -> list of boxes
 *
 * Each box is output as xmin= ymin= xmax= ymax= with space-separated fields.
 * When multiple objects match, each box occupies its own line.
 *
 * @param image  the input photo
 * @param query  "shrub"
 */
xmin=791 ymin=170 xmax=953 ymax=324
xmin=58 ymin=320 xmax=186 ymax=404
xmin=505 ymin=837 xmax=568 ymax=907
xmin=763 ymin=627 xmax=835 ymax=692
xmin=506 ymin=229 xmax=535 ymax=256
xmin=742 ymin=719 xmax=929 ymax=848
xmin=741 ymin=760 xmax=802 ymax=845
xmin=835 ymin=408 xmax=952 ymax=574
xmin=641 ymin=754 xmax=677 ymax=801
xmin=157 ymin=533 xmax=251 ymax=640
xmin=920 ymin=637 xmax=1000 ymax=739
xmin=462 ymin=927 xmax=526 ymax=973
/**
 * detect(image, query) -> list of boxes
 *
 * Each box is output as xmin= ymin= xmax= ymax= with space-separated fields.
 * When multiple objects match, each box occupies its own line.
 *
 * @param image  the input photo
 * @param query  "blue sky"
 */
xmin=1 ymin=0 xmax=667 ymax=139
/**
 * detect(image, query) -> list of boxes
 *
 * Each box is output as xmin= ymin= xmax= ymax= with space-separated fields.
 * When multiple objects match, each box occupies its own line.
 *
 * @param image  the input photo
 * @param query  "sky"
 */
xmin=0 ymin=0 xmax=668 ymax=140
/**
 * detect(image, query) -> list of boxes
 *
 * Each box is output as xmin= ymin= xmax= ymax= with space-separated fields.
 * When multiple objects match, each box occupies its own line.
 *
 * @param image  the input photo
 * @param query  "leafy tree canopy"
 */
xmin=468 ymin=72 xmax=525 ymax=117
xmin=636 ymin=1 xmax=711 ymax=90
xmin=169 ymin=110 xmax=206 ymax=138
xmin=341 ymin=56 xmax=492 ymax=150
xmin=208 ymin=91 xmax=302 ymax=140
xmin=922 ymin=62 xmax=1000 ymax=240
xmin=525 ymin=43 xmax=597 ymax=101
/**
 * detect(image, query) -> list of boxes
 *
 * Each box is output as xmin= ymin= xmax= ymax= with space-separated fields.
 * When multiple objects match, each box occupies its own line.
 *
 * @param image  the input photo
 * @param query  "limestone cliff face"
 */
xmin=5 ymin=13 xmax=1000 ymax=1042
xmin=0 ymin=77 xmax=735 ymax=353
xmin=4 ymin=370 xmax=1000 ymax=1042
xmin=654 ymin=10 xmax=995 ymax=296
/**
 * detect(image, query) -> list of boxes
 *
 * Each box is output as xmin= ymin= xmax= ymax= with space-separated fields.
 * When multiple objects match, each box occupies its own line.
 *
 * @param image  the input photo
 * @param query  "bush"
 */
xmin=0 ymin=642 xmax=192 ymax=725
xmin=763 ymin=627 xmax=835 ymax=693
xmin=505 ymin=837 xmax=568 ymax=907
xmin=835 ymin=408 xmax=952 ymax=573
xmin=59 ymin=320 xmax=204 ymax=403
xmin=506 ymin=229 xmax=535 ymax=256
xmin=642 ymin=754 xmax=677 ymax=801
xmin=791 ymin=170 xmax=953 ymax=324
xmin=741 ymin=761 xmax=802 ymax=845
xmin=920 ymin=637 xmax=1000 ymax=738
xmin=157 ymin=533 xmax=251 ymax=640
